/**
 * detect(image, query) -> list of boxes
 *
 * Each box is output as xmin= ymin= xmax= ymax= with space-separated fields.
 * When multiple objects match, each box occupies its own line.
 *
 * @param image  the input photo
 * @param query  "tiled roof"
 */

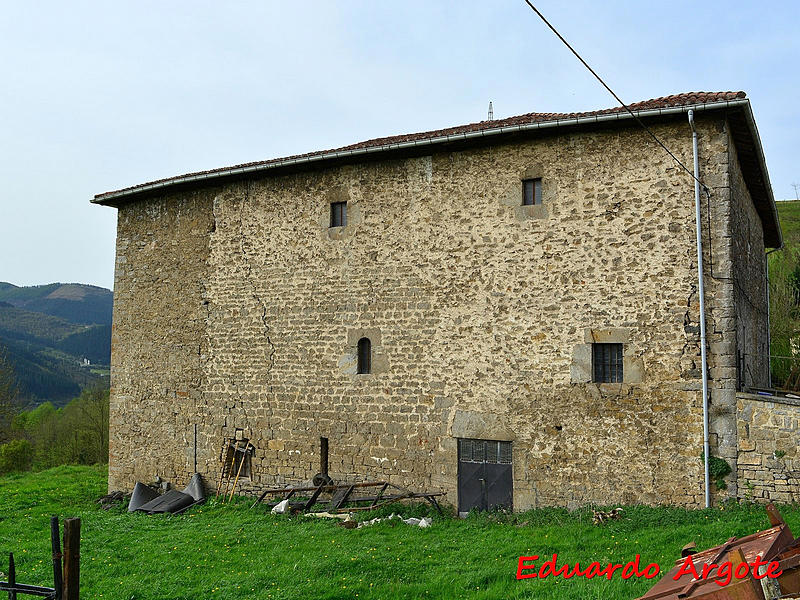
xmin=93 ymin=91 xmax=747 ymax=203
xmin=321 ymin=91 xmax=748 ymax=152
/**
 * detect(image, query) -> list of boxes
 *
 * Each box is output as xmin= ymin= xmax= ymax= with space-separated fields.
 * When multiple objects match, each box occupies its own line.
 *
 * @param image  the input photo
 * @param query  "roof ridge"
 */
xmin=94 ymin=91 xmax=746 ymax=200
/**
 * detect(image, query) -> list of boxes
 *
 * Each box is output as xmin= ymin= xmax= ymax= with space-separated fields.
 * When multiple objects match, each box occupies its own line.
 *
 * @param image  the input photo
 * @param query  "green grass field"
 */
xmin=2 ymin=466 xmax=800 ymax=599
xmin=777 ymin=200 xmax=800 ymax=246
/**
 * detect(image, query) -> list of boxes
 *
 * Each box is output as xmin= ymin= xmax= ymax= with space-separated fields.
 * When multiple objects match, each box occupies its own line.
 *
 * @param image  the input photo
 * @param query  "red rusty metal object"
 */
xmin=637 ymin=504 xmax=796 ymax=600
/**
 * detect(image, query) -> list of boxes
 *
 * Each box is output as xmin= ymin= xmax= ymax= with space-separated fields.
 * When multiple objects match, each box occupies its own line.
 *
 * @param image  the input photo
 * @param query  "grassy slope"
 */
xmin=776 ymin=200 xmax=800 ymax=246
xmin=3 ymin=467 xmax=800 ymax=599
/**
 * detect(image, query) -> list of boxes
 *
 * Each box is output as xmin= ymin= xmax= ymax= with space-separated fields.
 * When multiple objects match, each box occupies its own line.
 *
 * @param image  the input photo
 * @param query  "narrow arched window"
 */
xmin=357 ymin=337 xmax=371 ymax=374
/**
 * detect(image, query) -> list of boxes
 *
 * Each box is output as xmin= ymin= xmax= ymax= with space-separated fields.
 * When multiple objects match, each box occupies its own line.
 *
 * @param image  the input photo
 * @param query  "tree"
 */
xmin=69 ymin=385 xmax=110 ymax=464
xmin=12 ymin=387 xmax=110 ymax=469
xmin=0 ymin=343 xmax=22 ymax=443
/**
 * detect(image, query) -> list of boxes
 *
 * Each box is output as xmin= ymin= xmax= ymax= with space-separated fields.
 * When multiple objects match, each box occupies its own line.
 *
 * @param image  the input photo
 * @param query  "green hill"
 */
xmin=776 ymin=200 xmax=800 ymax=246
xmin=0 ymin=282 xmax=112 ymax=326
xmin=0 ymin=283 xmax=112 ymax=406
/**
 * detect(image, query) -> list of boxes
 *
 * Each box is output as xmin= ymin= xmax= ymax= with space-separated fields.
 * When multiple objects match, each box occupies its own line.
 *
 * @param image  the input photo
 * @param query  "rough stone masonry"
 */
xmin=94 ymin=92 xmax=783 ymax=510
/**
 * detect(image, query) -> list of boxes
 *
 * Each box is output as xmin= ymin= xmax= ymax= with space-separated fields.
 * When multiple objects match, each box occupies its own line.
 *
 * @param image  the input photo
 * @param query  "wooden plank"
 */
xmin=337 ymin=491 xmax=444 ymax=504
xmin=215 ymin=440 xmax=230 ymax=498
xmin=0 ymin=582 xmax=58 ymax=597
xmin=303 ymin=485 xmax=325 ymax=511
xmin=329 ymin=485 xmax=354 ymax=509
xmin=250 ymin=488 xmax=271 ymax=509
xmin=221 ymin=441 xmax=240 ymax=500
xmin=371 ymin=482 xmax=389 ymax=508
xmin=426 ymin=495 xmax=444 ymax=516
xmin=228 ymin=443 xmax=250 ymax=502
xmin=256 ymin=481 xmax=387 ymax=495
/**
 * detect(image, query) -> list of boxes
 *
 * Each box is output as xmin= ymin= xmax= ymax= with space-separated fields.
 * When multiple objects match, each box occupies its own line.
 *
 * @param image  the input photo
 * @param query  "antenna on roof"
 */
xmin=487 ymin=101 xmax=494 ymax=121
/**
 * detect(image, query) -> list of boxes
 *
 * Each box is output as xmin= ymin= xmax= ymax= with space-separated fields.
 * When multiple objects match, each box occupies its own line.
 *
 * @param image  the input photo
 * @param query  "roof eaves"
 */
xmin=92 ymin=98 xmax=751 ymax=206
xmin=736 ymin=101 xmax=782 ymax=248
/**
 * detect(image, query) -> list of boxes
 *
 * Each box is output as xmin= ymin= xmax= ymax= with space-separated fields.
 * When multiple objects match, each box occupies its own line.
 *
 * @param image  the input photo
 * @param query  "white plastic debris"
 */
xmin=356 ymin=513 xmax=432 ymax=529
xmin=305 ymin=511 xmax=351 ymax=520
xmin=271 ymin=498 xmax=290 ymax=514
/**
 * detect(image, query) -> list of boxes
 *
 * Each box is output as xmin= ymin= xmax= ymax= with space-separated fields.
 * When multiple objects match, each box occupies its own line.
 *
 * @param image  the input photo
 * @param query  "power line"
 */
xmin=522 ymin=0 xmax=709 ymax=194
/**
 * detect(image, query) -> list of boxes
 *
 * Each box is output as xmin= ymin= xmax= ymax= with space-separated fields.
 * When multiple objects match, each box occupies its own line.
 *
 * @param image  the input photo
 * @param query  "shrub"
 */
xmin=0 ymin=439 xmax=33 ymax=473
xmin=700 ymin=452 xmax=732 ymax=490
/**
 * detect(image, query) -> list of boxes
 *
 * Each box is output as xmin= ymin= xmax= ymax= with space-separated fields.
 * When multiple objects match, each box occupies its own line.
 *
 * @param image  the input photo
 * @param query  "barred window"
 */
xmin=593 ymin=343 xmax=623 ymax=383
xmin=459 ymin=438 xmax=512 ymax=464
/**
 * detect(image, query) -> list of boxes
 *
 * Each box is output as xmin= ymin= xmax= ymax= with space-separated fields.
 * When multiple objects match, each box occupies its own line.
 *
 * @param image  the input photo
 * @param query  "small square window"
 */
xmin=593 ymin=343 xmax=623 ymax=383
xmin=330 ymin=201 xmax=347 ymax=227
xmin=522 ymin=178 xmax=542 ymax=206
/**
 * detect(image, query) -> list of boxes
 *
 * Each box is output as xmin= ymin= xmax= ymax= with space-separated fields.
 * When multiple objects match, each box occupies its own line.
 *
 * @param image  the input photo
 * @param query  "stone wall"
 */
xmin=737 ymin=393 xmax=800 ymax=503
xmin=108 ymin=189 xmax=217 ymax=488
xmin=106 ymin=115 xmax=767 ymax=509
xmin=729 ymin=135 xmax=770 ymax=389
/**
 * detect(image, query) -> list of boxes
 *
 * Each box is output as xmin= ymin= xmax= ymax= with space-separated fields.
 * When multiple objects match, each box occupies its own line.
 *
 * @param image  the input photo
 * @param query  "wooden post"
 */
xmin=8 ymin=552 xmax=16 ymax=600
xmin=215 ymin=440 xmax=229 ymax=499
xmin=50 ymin=516 xmax=63 ymax=600
xmin=193 ymin=424 xmax=198 ymax=474
xmin=228 ymin=443 xmax=249 ymax=502
xmin=320 ymin=437 xmax=328 ymax=476
xmin=222 ymin=441 xmax=240 ymax=501
xmin=62 ymin=518 xmax=80 ymax=600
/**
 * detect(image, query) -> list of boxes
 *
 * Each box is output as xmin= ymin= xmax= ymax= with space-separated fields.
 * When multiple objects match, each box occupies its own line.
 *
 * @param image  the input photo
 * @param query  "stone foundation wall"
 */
xmin=106 ymin=115 xmax=765 ymax=509
xmin=737 ymin=394 xmax=800 ymax=503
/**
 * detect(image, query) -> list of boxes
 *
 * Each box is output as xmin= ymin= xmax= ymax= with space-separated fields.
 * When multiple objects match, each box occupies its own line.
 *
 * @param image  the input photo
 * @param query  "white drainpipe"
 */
xmin=688 ymin=109 xmax=711 ymax=508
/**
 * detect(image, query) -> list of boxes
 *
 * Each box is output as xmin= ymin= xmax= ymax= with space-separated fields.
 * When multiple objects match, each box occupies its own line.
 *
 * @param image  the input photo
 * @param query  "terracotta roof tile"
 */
xmin=94 ymin=91 xmax=747 ymax=201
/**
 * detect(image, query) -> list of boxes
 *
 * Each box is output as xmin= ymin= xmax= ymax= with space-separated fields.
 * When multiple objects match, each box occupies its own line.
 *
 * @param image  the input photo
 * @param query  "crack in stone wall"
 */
xmin=237 ymin=183 xmax=277 ymax=393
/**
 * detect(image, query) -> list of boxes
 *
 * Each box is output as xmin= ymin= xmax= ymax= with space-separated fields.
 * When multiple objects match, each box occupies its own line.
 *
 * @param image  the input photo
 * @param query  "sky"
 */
xmin=1 ymin=1 xmax=798 ymax=290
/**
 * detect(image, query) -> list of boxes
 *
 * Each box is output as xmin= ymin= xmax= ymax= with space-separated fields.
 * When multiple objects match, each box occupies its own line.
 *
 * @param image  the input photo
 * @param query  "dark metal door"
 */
xmin=457 ymin=438 xmax=512 ymax=513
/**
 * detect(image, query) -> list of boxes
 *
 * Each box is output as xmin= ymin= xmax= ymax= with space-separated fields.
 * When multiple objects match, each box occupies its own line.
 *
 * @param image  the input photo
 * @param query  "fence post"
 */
xmin=62 ymin=518 xmax=80 ymax=600
xmin=8 ymin=552 xmax=16 ymax=600
xmin=50 ymin=516 xmax=63 ymax=600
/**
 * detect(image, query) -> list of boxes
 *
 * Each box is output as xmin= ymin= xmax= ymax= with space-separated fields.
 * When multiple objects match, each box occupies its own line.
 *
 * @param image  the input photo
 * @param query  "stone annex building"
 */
xmin=94 ymin=91 xmax=792 ymax=511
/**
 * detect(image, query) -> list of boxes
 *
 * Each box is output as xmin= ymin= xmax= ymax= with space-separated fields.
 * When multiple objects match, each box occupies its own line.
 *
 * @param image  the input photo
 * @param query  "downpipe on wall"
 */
xmin=688 ymin=110 xmax=711 ymax=509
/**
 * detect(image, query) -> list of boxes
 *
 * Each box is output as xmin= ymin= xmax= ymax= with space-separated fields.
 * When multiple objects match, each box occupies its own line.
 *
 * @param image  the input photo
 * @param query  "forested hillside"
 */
xmin=0 ymin=282 xmax=111 ymax=406
xmin=0 ymin=282 xmax=112 ymax=325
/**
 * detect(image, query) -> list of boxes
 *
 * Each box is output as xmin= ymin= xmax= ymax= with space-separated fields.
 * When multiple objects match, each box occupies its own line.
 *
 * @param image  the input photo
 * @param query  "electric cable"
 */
xmin=522 ymin=0 xmax=710 ymax=194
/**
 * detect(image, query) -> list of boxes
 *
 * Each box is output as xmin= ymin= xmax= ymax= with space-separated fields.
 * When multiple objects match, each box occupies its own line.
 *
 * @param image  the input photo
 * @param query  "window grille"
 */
xmin=459 ymin=439 xmax=512 ymax=464
xmin=592 ymin=343 xmax=623 ymax=383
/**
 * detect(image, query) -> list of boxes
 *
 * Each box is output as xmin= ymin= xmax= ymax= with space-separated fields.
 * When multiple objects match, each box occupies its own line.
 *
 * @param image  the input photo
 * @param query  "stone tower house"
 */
xmin=94 ymin=91 xmax=781 ymax=510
